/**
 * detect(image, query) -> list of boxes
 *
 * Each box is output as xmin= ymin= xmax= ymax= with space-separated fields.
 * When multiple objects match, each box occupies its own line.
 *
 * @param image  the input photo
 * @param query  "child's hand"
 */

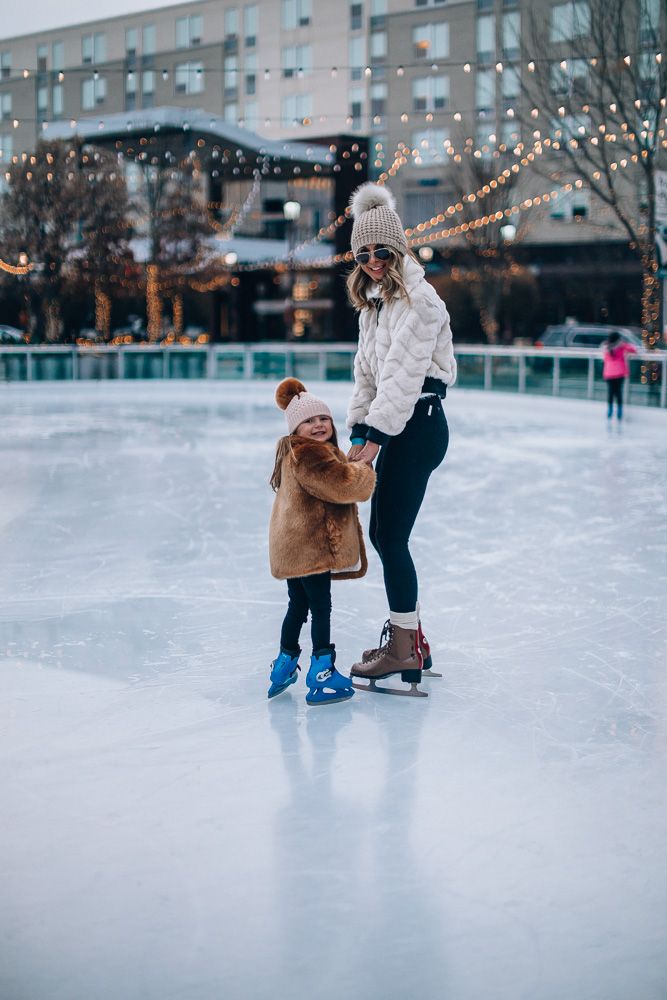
xmin=351 ymin=442 xmax=380 ymax=466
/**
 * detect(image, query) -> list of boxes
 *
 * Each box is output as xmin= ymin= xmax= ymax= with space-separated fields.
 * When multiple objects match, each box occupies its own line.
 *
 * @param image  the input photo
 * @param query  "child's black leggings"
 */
xmin=280 ymin=571 xmax=332 ymax=652
xmin=369 ymin=396 xmax=449 ymax=613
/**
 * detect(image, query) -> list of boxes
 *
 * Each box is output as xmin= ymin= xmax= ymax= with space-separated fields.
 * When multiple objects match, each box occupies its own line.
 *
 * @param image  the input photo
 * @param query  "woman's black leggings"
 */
xmin=369 ymin=396 xmax=449 ymax=613
xmin=280 ymin=572 xmax=332 ymax=653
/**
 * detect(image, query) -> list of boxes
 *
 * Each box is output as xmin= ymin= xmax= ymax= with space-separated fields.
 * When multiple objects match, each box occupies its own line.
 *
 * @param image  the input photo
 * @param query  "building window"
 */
xmin=225 ymin=8 xmax=239 ymax=36
xmin=175 ymin=61 xmax=204 ymax=94
xmin=0 ymin=93 xmax=11 ymax=120
xmin=550 ymin=57 xmax=587 ymax=95
xmin=0 ymin=52 xmax=11 ymax=81
xmin=82 ymin=76 xmax=107 ymax=109
xmin=52 ymin=83 xmax=64 ymax=117
xmin=82 ymin=33 xmax=106 ymax=65
xmin=350 ymin=3 xmax=363 ymax=30
xmin=412 ymin=75 xmax=449 ymax=111
xmin=143 ymin=24 xmax=156 ymax=56
xmin=282 ymin=44 xmax=312 ymax=78
xmin=282 ymin=92 xmax=313 ymax=123
xmin=245 ymin=100 xmax=258 ymax=124
xmin=50 ymin=42 xmax=64 ymax=73
xmin=550 ymin=187 xmax=590 ymax=221
xmin=501 ymin=120 xmax=519 ymax=145
xmin=0 ymin=133 xmax=13 ymax=163
xmin=550 ymin=2 xmax=590 ymax=42
xmin=416 ymin=0 xmax=447 ymax=6
xmin=126 ymin=70 xmax=137 ymax=109
xmin=37 ymin=84 xmax=48 ymax=114
xmin=245 ymin=53 xmax=257 ymax=95
xmin=501 ymin=65 xmax=520 ymax=106
xmin=639 ymin=0 xmax=661 ymax=44
xmin=126 ymin=27 xmax=138 ymax=56
xmin=282 ymin=0 xmax=311 ymax=30
xmin=370 ymin=31 xmax=387 ymax=59
xmin=502 ymin=11 xmax=520 ymax=58
xmin=349 ymin=37 xmax=365 ymax=79
xmin=225 ymin=55 xmax=238 ymax=95
xmin=476 ymin=14 xmax=495 ymax=63
xmin=244 ymin=5 xmax=258 ymax=46
xmin=372 ymin=0 xmax=387 ymax=12
xmin=37 ymin=44 xmax=48 ymax=72
xmin=475 ymin=68 xmax=495 ymax=112
xmin=142 ymin=70 xmax=156 ymax=95
xmin=412 ymin=23 xmax=449 ymax=59
xmin=224 ymin=102 xmax=239 ymax=123
xmin=411 ymin=128 xmax=449 ymax=164
xmin=371 ymin=81 xmax=387 ymax=116
xmin=176 ymin=14 xmax=203 ymax=48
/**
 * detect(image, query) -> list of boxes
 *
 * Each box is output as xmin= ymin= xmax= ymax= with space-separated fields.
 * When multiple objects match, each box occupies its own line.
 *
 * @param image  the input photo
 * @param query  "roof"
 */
xmin=43 ymin=106 xmax=333 ymax=168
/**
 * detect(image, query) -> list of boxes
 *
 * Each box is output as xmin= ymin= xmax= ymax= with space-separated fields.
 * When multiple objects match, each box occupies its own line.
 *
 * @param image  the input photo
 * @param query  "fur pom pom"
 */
xmin=275 ymin=377 xmax=307 ymax=410
xmin=349 ymin=182 xmax=396 ymax=218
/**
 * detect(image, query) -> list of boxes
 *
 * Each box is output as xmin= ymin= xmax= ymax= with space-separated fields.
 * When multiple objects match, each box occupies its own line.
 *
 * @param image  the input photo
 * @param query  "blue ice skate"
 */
xmin=305 ymin=646 xmax=354 ymax=706
xmin=268 ymin=648 xmax=300 ymax=699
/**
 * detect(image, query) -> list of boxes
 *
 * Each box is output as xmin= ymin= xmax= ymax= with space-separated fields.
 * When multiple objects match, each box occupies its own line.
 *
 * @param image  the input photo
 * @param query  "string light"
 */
xmin=0 ymin=255 xmax=32 ymax=275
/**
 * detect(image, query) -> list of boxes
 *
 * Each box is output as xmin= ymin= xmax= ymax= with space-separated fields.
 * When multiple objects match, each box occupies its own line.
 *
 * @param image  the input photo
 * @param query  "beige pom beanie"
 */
xmin=349 ymin=182 xmax=408 ymax=257
xmin=275 ymin=378 xmax=333 ymax=434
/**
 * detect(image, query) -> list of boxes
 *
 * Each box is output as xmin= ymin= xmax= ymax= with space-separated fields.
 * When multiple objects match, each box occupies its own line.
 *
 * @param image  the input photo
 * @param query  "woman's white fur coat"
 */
xmin=346 ymin=255 xmax=457 ymax=439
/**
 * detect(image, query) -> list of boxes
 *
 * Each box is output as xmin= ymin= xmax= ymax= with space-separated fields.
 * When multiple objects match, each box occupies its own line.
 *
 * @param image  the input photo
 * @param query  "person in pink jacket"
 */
xmin=603 ymin=332 xmax=637 ymax=420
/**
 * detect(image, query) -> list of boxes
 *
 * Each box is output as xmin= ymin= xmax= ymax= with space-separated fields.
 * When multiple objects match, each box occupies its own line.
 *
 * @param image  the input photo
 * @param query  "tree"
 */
xmin=518 ymin=0 xmax=667 ymax=344
xmin=0 ymin=140 xmax=130 ymax=341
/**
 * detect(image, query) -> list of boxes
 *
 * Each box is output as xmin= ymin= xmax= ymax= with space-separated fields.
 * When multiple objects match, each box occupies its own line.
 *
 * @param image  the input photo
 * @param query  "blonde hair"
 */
xmin=269 ymin=424 xmax=340 ymax=492
xmin=346 ymin=248 xmax=422 ymax=311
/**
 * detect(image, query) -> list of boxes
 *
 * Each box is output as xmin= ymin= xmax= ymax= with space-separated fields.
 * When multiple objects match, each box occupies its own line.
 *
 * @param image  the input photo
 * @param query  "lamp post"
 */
xmin=283 ymin=200 xmax=301 ymax=339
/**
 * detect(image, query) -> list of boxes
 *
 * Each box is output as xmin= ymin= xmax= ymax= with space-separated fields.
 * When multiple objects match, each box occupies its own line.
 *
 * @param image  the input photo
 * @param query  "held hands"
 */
xmin=348 ymin=441 xmax=380 ymax=466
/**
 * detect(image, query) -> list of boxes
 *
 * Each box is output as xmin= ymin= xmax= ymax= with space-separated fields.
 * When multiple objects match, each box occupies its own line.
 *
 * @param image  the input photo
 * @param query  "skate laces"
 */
xmin=369 ymin=621 xmax=394 ymax=661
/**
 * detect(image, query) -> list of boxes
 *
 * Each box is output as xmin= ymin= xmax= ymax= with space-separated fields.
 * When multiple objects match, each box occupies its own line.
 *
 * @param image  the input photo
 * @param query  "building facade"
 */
xmin=1 ymin=0 xmax=663 ymax=337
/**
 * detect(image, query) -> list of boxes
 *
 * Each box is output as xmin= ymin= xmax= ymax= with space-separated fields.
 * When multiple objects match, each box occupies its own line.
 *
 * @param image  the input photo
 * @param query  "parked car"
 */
xmin=535 ymin=323 xmax=645 ymax=349
xmin=0 ymin=324 xmax=26 ymax=344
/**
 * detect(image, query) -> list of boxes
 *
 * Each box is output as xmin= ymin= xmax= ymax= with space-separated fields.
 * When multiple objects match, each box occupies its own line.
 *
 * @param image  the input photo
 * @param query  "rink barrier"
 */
xmin=0 ymin=342 xmax=665 ymax=408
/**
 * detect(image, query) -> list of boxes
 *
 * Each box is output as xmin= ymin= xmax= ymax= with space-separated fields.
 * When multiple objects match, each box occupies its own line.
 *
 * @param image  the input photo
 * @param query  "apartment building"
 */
xmin=0 ymin=0 xmax=662 ymax=333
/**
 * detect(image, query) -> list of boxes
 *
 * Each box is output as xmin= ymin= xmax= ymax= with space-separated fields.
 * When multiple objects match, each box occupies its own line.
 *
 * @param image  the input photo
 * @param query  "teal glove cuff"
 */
xmin=350 ymin=437 xmax=366 ymax=446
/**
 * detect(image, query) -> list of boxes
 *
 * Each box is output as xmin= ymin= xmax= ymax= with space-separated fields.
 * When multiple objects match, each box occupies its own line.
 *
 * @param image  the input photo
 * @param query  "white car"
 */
xmin=0 ymin=324 xmax=25 ymax=344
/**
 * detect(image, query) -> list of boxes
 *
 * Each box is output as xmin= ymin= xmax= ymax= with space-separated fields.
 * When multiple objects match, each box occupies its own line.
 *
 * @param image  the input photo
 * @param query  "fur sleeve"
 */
xmin=291 ymin=441 xmax=376 ymax=505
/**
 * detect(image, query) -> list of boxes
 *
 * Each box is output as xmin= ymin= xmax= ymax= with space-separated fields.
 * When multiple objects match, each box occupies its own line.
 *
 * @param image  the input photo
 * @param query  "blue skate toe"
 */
xmin=268 ymin=650 xmax=300 ymax=700
xmin=305 ymin=647 xmax=354 ymax=706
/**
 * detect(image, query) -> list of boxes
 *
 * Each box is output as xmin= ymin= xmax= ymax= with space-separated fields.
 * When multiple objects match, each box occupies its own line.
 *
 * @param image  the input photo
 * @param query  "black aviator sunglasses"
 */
xmin=355 ymin=246 xmax=392 ymax=265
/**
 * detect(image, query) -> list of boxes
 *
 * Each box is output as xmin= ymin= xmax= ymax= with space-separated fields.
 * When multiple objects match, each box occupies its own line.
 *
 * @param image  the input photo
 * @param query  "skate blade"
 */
xmin=306 ymin=690 xmax=354 ymax=706
xmin=352 ymin=678 xmax=428 ymax=698
xmin=422 ymin=669 xmax=442 ymax=679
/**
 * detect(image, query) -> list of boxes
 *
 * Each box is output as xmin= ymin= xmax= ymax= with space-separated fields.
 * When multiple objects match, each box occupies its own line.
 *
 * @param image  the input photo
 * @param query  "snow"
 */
xmin=1 ymin=380 xmax=666 ymax=1000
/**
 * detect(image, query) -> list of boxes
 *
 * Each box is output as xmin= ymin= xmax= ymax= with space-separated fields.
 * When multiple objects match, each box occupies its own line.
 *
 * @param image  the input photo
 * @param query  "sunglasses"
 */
xmin=355 ymin=246 xmax=392 ymax=265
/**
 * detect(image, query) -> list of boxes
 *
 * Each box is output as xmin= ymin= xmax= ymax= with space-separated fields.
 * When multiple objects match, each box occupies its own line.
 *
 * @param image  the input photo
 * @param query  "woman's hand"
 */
xmin=350 ymin=441 xmax=380 ymax=466
xmin=347 ymin=444 xmax=364 ymax=460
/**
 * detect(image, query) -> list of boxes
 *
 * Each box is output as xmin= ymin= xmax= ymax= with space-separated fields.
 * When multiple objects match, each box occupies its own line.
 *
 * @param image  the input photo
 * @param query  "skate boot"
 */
xmin=268 ymin=648 xmax=300 ymax=699
xmin=362 ymin=619 xmax=441 ymax=678
xmin=305 ymin=646 xmax=354 ymax=706
xmin=352 ymin=624 xmax=427 ymax=698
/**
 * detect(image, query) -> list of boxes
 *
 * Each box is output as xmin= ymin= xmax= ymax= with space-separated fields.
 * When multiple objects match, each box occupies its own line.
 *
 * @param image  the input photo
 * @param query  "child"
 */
xmin=268 ymin=378 xmax=376 ymax=705
xmin=603 ymin=332 xmax=637 ymax=421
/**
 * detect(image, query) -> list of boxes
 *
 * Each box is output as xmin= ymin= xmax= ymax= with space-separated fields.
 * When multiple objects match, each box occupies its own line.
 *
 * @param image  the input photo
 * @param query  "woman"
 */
xmin=345 ymin=183 xmax=456 ymax=696
xmin=602 ymin=331 xmax=637 ymax=421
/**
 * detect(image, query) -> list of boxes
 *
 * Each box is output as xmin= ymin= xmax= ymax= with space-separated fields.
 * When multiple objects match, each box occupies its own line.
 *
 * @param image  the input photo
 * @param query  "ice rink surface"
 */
xmin=1 ymin=380 xmax=666 ymax=1000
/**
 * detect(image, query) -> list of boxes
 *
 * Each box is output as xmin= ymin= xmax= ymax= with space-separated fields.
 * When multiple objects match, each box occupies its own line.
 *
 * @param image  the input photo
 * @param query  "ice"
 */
xmin=1 ymin=380 xmax=666 ymax=1000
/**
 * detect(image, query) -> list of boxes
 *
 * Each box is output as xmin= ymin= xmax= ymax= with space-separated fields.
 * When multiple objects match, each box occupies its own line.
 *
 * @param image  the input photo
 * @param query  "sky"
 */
xmin=2 ymin=0 xmax=189 ymax=40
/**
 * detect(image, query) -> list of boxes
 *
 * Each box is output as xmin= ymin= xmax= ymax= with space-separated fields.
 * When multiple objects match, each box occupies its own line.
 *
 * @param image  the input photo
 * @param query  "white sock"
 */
xmin=389 ymin=609 xmax=419 ymax=630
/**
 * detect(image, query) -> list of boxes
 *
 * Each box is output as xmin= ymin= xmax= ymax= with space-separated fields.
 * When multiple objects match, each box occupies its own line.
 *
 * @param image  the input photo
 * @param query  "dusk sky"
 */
xmin=2 ymin=0 xmax=190 ymax=40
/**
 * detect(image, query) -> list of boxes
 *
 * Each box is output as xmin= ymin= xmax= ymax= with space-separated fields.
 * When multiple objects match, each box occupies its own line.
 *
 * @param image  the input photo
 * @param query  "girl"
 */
xmin=603 ymin=332 xmax=637 ymax=421
xmin=268 ymin=377 xmax=376 ymax=705
xmin=345 ymin=183 xmax=457 ymax=697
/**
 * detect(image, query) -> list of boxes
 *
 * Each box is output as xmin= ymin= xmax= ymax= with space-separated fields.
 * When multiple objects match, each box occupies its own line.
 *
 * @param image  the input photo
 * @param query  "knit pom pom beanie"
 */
xmin=349 ymin=182 xmax=408 ymax=257
xmin=276 ymin=377 xmax=333 ymax=434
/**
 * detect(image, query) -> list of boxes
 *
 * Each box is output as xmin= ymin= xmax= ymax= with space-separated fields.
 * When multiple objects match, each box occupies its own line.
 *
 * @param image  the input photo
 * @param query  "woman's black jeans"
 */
xmin=369 ymin=396 xmax=449 ymax=613
xmin=606 ymin=377 xmax=624 ymax=418
xmin=280 ymin=571 xmax=332 ymax=653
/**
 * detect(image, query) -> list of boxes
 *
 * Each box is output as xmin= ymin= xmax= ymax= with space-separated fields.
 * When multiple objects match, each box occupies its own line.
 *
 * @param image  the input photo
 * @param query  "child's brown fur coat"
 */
xmin=269 ymin=436 xmax=375 ymax=581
